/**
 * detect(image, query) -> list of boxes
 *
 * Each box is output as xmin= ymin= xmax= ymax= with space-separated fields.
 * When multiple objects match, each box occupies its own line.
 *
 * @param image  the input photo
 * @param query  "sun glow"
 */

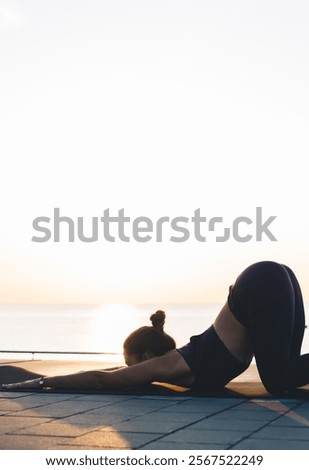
xmin=88 ymin=304 xmax=141 ymax=354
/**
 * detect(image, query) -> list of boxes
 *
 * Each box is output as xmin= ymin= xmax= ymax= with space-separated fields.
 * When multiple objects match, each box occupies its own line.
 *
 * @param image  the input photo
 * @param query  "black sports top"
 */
xmin=177 ymin=325 xmax=249 ymax=391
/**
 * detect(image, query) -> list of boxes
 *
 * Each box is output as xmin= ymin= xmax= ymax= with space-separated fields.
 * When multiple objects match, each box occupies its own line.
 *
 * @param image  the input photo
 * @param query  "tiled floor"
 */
xmin=1 ymin=390 xmax=309 ymax=449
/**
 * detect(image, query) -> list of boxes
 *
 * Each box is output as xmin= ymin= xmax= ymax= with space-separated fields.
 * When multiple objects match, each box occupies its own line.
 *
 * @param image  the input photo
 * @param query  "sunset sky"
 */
xmin=1 ymin=0 xmax=309 ymax=304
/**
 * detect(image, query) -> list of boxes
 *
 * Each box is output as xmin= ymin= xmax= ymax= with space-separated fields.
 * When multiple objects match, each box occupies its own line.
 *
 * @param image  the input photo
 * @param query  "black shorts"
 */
xmin=227 ymin=261 xmax=292 ymax=327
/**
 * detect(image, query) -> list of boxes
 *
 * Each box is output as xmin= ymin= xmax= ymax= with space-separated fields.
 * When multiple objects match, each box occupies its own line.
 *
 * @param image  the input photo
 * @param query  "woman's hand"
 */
xmin=1 ymin=378 xmax=43 ymax=391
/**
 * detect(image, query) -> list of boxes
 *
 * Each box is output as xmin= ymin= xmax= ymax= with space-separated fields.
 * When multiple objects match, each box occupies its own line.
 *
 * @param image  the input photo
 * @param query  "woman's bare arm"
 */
xmin=1 ymin=350 xmax=194 ymax=391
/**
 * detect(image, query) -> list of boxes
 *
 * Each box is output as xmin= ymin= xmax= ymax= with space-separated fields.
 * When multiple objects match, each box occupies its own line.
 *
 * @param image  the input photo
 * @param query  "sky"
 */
xmin=1 ymin=0 xmax=309 ymax=304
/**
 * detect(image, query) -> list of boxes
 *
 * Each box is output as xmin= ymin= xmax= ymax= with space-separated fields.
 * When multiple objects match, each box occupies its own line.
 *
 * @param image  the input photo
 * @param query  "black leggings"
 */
xmin=228 ymin=261 xmax=309 ymax=393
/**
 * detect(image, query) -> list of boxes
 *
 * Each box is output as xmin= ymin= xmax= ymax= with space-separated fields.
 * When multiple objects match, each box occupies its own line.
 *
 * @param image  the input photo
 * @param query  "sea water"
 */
xmin=0 ymin=303 xmax=308 ymax=362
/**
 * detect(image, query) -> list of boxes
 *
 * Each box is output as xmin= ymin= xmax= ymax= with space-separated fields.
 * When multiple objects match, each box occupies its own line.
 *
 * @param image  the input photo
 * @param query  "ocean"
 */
xmin=0 ymin=303 xmax=308 ymax=363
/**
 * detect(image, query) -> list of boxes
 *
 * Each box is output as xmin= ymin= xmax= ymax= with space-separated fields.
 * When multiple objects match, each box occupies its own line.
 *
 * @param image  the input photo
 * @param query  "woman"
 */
xmin=2 ymin=261 xmax=309 ymax=394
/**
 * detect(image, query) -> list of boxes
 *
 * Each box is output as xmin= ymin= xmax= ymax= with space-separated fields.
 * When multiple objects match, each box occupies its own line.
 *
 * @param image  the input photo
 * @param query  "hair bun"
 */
xmin=150 ymin=310 xmax=166 ymax=332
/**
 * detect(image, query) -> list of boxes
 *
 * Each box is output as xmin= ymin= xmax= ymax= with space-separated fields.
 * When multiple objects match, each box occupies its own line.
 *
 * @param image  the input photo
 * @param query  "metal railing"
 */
xmin=0 ymin=350 xmax=119 ymax=355
xmin=0 ymin=350 xmax=122 ymax=360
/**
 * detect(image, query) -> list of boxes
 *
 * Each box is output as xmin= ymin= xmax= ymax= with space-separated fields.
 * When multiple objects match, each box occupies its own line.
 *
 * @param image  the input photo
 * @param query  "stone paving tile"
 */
xmin=231 ymin=438 xmax=309 ymax=450
xmin=158 ymin=428 xmax=249 ymax=446
xmin=228 ymin=401 xmax=291 ymax=412
xmin=267 ymin=413 xmax=309 ymax=427
xmin=162 ymin=402 xmax=238 ymax=415
xmin=7 ymin=400 xmax=107 ymax=418
xmin=297 ymin=402 xmax=309 ymax=409
xmin=250 ymin=425 xmax=309 ymax=441
xmin=131 ymin=411 xmax=206 ymax=424
xmin=141 ymin=395 xmax=191 ymax=401
xmin=0 ymin=401 xmax=28 ymax=413
xmin=211 ymin=399 xmax=302 ymax=423
xmin=103 ymin=418 xmax=187 ymax=434
xmin=9 ymin=420 xmax=103 ymax=438
xmin=210 ymin=409 xmax=285 ymax=422
xmin=0 ymin=395 xmax=80 ymax=415
xmin=242 ymin=398 xmax=303 ymax=406
xmin=72 ymin=429 xmax=163 ymax=449
xmin=14 ymin=395 xmax=75 ymax=406
xmin=70 ymin=394 xmax=133 ymax=403
xmin=109 ymin=397 xmax=181 ymax=409
xmin=82 ymin=402 xmax=178 ymax=418
xmin=0 ymin=392 xmax=35 ymax=399
xmin=74 ymin=406 xmax=150 ymax=419
xmin=188 ymin=417 xmax=266 ymax=432
xmin=58 ymin=412 xmax=133 ymax=427
xmin=47 ymin=444 xmax=118 ymax=450
xmin=140 ymin=441 xmax=228 ymax=450
xmin=39 ymin=393 xmax=82 ymax=399
xmin=288 ymin=408 xmax=309 ymax=419
xmin=0 ymin=416 xmax=53 ymax=434
xmin=0 ymin=434 xmax=74 ymax=450
xmin=189 ymin=397 xmax=245 ymax=406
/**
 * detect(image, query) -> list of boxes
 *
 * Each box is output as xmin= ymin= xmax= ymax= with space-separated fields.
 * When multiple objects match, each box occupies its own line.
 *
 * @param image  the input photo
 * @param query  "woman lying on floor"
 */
xmin=2 ymin=261 xmax=309 ymax=395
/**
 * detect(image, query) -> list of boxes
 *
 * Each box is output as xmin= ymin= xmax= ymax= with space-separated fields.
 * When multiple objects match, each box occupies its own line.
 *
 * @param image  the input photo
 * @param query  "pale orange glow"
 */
xmin=1 ymin=2 xmax=308 ymax=306
xmin=1 ymin=245 xmax=309 ymax=304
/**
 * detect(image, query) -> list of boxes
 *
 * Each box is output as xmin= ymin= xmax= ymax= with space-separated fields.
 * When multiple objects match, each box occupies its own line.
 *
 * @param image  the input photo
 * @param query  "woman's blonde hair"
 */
xmin=123 ymin=310 xmax=176 ymax=360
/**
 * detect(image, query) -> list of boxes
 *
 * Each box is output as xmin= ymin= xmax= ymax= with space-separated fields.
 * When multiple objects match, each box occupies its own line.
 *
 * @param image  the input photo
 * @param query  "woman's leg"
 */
xmin=281 ymin=264 xmax=305 ymax=359
xmin=230 ymin=261 xmax=309 ymax=393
